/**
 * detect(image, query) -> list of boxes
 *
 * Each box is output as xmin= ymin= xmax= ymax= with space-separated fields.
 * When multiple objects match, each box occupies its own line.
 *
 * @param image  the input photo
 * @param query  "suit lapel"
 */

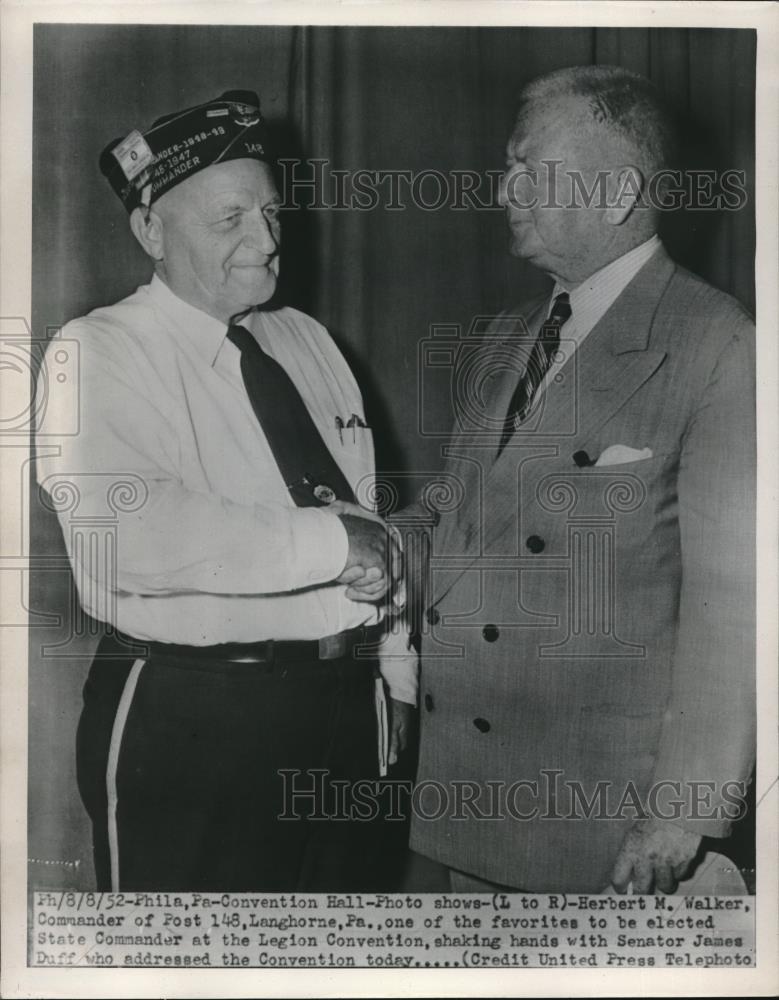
xmin=434 ymin=297 xmax=547 ymax=560
xmin=432 ymin=247 xmax=676 ymax=605
xmin=554 ymin=246 xmax=675 ymax=444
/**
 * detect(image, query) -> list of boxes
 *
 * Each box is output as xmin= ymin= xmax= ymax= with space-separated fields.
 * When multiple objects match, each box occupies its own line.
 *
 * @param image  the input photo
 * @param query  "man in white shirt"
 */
xmin=37 ymin=90 xmax=417 ymax=891
xmin=410 ymin=66 xmax=755 ymax=893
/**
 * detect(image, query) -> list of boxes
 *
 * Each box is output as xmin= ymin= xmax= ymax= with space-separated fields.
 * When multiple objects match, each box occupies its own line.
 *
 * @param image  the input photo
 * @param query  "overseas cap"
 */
xmin=99 ymin=90 xmax=271 ymax=213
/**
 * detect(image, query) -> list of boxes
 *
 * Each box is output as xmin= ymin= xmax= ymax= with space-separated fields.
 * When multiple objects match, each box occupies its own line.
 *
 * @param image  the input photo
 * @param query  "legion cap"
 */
xmin=99 ymin=90 xmax=271 ymax=213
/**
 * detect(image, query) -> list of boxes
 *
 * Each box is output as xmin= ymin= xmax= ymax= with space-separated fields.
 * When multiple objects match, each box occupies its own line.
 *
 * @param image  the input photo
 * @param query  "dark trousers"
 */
xmin=76 ymin=635 xmax=382 ymax=892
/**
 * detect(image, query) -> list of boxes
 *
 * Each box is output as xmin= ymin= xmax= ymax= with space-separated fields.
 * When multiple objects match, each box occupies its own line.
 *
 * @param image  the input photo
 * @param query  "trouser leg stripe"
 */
xmin=105 ymin=658 xmax=145 ymax=892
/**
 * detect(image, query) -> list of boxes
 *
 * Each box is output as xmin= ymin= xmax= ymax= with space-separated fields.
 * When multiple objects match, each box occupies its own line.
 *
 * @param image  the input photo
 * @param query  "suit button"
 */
xmin=526 ymin=535 xmax=545 ymax=553
xmin=573 ymin=450 xmax=594 ymax=467
xmin=424 ymin=693 xmax=434 ymax=712
xmin=426 ymin=606 xmax=440 ymax=626
xmin=473 ymin=717 xmax=491 ymax=733
xmin=482 ymin=624 xmax=499 ymax=642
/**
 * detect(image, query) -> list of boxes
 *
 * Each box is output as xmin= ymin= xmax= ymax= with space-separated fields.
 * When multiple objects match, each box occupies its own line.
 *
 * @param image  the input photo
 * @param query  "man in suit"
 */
xmin=409 ymin=65 xmax=755 ymax=893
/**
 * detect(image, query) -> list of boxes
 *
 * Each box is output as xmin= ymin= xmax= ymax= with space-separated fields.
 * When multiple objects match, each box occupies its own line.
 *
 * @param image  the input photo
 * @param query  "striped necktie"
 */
xmin=497 ymin=291 xmax=571 ymax=454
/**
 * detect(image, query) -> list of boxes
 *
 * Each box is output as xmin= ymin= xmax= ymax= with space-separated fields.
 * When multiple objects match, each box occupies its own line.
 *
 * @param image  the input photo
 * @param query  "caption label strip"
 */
xmin=31 ymin=892 xmax=754 ymax=969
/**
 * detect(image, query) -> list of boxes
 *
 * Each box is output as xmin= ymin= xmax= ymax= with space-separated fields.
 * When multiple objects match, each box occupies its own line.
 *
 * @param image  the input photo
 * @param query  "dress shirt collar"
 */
xmin=147 ymin=274 xmax=234 ymax=366
xmin=552 ymin=234 xmax=661 ymax=341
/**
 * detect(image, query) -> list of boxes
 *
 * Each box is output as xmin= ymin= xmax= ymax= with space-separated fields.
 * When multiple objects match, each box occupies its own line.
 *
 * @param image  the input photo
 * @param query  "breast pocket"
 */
xmin=532 ymin=451 xmax=679 ymax=556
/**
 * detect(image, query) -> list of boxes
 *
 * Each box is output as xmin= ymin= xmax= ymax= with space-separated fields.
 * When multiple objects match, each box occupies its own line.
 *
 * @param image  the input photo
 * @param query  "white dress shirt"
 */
xmin=37 ymin=275 xmax=417 ymax=703
xmin=534 ymin=233 xmax=662 ymax=403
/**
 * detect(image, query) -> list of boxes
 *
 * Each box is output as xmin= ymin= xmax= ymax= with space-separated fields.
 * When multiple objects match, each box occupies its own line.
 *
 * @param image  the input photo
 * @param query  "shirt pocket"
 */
xmin=332 ymin=424 xmax=377 ymax=506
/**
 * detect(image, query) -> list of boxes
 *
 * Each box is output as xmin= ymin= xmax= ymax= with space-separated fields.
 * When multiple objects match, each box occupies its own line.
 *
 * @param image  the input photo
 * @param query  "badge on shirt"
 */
xmin=313 ymin=484 xmax=337 ymax=504
xmin=288 ymin=474 xmax=339 ymax=507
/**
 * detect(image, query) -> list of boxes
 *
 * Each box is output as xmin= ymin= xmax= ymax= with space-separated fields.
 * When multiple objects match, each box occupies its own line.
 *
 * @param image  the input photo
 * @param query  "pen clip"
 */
xmin=345 ymin=413 xmax=366 ymax=442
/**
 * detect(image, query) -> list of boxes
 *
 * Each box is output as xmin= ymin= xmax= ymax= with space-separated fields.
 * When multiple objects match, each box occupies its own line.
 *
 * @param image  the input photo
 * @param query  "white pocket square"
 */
xmin=595 ymin=445 xmax=653 ymax=466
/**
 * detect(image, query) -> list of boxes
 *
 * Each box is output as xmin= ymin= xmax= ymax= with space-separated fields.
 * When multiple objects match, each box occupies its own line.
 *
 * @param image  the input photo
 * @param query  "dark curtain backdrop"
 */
xmin=30 ymin=25 xmax=756 ymax=889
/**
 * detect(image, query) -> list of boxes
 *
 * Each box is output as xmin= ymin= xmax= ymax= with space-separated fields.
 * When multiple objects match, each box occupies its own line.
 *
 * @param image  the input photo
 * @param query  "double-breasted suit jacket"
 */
xmin=410 ymin=247 xmax=756 ymax=892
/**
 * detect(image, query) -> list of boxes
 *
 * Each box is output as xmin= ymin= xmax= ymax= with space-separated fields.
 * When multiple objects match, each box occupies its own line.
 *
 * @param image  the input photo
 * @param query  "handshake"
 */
xmin=330 ymin=500 xmax=403 ymax=603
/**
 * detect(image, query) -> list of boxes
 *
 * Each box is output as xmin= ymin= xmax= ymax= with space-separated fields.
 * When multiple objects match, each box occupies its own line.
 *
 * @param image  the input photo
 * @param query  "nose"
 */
xmin=499 ymin=165 xmax=536 ymax=214
xmin=244 ymin=207 xmax=279 ymax=255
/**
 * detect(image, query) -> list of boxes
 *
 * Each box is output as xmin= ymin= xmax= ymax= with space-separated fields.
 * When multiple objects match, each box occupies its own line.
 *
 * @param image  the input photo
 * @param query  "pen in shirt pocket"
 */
xmin=345 ymin=413 xmax=367 ymax=443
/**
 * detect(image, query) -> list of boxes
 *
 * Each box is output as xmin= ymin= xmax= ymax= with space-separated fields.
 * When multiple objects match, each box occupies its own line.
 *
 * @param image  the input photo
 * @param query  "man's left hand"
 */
xmin=611 ymin=819 xmax=702 ymax=894
xmin=388 ymin=697 xmax=415 ymax=766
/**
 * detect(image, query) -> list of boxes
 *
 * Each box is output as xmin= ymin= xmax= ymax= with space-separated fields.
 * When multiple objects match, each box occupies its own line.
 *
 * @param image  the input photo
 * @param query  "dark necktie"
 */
xmin=227 ymin=323 xmax=356 ymax=507
xmin=497 ymin=291 xmax=572 ymax=454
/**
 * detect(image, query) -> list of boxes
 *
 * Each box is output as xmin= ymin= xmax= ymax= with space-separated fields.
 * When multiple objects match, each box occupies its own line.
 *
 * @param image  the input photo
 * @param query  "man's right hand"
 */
xmin=336 ymin=512 xmax=392 ymax=601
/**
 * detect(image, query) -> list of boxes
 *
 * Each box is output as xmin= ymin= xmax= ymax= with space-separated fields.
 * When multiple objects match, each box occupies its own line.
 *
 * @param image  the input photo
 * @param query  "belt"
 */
xmin=107 ymin=624 xmax=381 ymax=666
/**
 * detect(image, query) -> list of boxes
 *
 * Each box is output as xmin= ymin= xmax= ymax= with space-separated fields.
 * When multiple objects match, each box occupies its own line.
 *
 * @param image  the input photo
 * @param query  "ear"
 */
xmin=605 ymin=165 xmax=645 ymax=226
xmin=129 ymin=205 xmax=165 ymax=261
